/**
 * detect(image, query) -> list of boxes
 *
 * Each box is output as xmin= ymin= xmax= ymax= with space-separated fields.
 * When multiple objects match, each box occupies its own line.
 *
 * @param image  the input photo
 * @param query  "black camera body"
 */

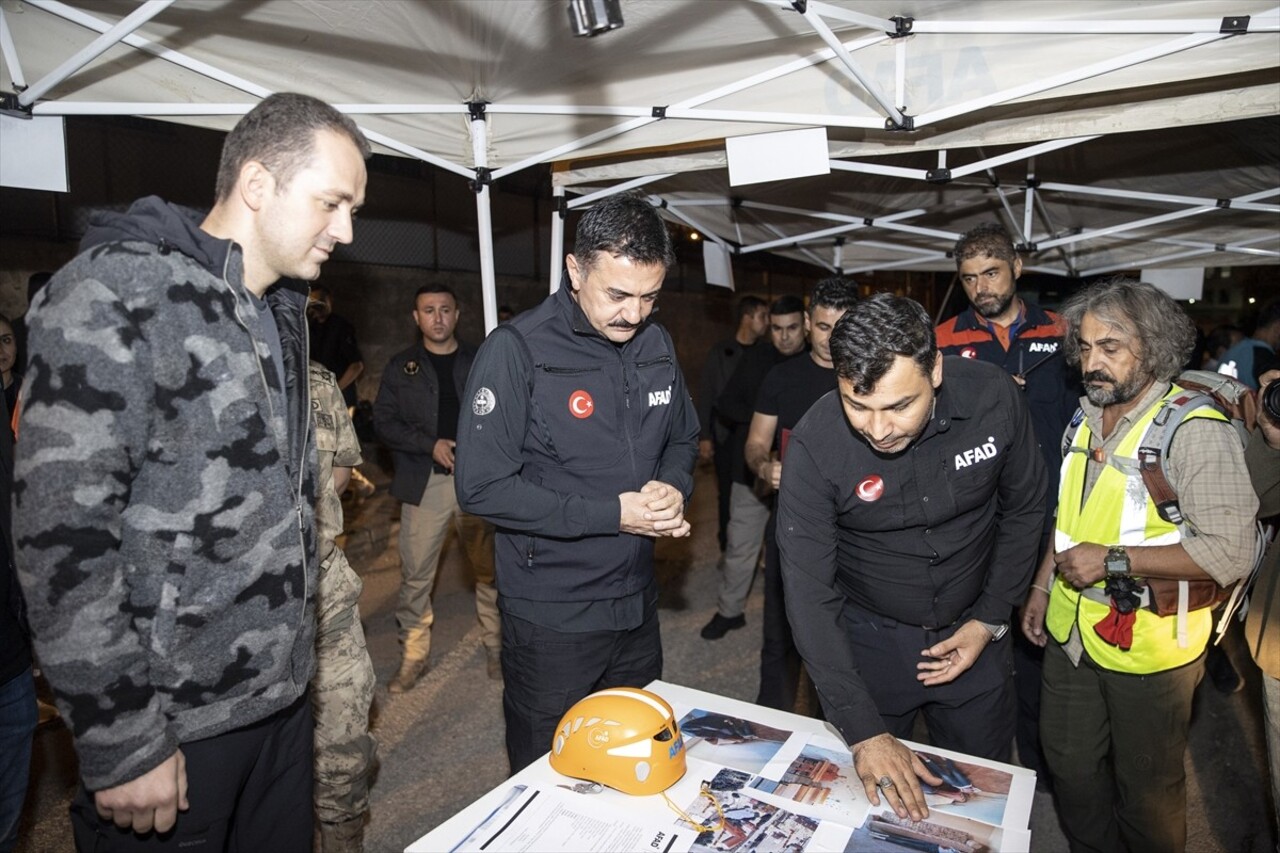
xmin=1262 ymin=378 xmax=1280 ymax=425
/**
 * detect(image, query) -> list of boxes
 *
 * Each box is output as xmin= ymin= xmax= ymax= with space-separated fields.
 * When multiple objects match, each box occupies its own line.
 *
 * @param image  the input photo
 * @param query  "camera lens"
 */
xmin=1263 ymin=380 xmax=1280 ymax=423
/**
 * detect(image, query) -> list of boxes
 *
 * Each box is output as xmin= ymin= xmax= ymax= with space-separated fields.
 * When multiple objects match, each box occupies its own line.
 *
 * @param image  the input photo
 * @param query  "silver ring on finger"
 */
xmin=877 ymin=775 xmax=894 ymax=789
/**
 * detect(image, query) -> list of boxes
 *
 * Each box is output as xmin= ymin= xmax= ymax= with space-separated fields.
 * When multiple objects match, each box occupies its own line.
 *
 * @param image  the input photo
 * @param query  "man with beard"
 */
xmin=1020 ymin=280 xmax=1256 ymax=853
xmin=936 ymin=224 xmax=1078 ymax=785
xmin=778 ymin=293 xmax=1045 ymax=822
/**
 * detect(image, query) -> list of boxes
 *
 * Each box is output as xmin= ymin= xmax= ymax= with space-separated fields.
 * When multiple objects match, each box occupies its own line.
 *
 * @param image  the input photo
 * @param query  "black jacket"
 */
xmin=374 ymin=340 xmax=478 ymax=505
xmin=778 ymin=357 xmax=1047 ymax=746
xmin=455 ymin=284 xmax=699 ymax=603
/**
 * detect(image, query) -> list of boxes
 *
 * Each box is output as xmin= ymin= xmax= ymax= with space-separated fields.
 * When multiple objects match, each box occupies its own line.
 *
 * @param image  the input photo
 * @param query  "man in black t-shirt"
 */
xmin=744 ymin=278 xmax=859 ymax=710
xmin=373 ymin=285 xmax=499 ymax=693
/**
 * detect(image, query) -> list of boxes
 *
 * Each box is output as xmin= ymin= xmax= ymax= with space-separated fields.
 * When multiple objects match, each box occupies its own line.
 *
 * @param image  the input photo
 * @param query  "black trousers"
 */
xmin=844 ymin=602 xmax=1015 ymax=762
xmin=71 ymin=693 xmax=313 ymax=852
xmin=756 ymin=511 xmax=801 ymax=711
xmin=712 ymin=433 xmax=734 ymax=551
xmin=501 ymin=603 xmax=663 ymax=775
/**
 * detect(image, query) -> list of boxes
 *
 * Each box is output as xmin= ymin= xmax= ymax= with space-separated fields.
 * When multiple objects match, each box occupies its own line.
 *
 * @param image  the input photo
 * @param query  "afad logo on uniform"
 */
xmin=648 ymin=385 xmax=672 ymax=407
xmin=856 ymin=475 xmax=884 ymax=502
xmin=569 ymin=389 xmax=595 ymax=419
xmin=1028 ymin=341 xmax=1058 ymax=353
xmin=955 ymin=436 xmax=999 ymax=469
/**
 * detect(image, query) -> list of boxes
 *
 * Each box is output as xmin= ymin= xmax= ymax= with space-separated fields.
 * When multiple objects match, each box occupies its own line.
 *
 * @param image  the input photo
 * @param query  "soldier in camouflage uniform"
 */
xmin=14 ymin=94 xmax=369 ymax=850
xmin=309 ymin=362 xmax=377 ymax=853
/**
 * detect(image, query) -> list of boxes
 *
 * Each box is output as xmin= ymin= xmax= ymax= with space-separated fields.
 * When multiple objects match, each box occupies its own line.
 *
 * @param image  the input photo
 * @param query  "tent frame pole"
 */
xmin=19 ymin=0 xmax=175 ymax=107
xmin=470 ymin=107 xmax=498 ymax=334
xmin=549 ymin=186 xmax=565 ymax=294
xmin=0 ymin=8 xmax=26 ymax=89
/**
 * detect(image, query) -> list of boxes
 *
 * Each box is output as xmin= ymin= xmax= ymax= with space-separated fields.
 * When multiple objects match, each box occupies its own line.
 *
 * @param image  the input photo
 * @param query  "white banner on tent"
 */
xmin=0 ymin=115 xmax=68 ymax=192
xmin=704 ymin=241 xmax=735 ymax=290
xmin=1142 ymin=267 xmax=1204 ymax=300
xmin=726 ymin=127 xmax=830 ymax=187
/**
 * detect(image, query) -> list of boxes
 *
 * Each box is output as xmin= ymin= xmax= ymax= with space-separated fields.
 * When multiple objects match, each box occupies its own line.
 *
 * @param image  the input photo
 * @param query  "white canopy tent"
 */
xmin=1 ymin=0 xmax=1277 ymax=328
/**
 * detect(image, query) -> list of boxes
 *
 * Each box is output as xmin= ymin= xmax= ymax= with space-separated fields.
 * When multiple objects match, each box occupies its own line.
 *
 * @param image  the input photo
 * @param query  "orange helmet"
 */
xmin=549 ymin=687 xmax=687 ymax=795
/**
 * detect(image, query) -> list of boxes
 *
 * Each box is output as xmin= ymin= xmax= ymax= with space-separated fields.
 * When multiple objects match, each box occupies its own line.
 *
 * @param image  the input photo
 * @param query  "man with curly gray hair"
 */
xmin=1021 ymin=279 xmax=1257 ymax=852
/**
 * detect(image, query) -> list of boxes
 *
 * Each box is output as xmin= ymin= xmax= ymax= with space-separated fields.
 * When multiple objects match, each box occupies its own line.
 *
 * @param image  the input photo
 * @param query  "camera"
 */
xmin=1103 ymin=572 xmax=1144 ymax=614
xmin=1262 ymin=378 xmax=1280 ymax=425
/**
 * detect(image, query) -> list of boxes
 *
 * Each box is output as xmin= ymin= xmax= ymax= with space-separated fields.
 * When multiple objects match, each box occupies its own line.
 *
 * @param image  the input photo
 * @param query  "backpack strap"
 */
xmin=1137 ymin=388 xmax=1221 ymax=528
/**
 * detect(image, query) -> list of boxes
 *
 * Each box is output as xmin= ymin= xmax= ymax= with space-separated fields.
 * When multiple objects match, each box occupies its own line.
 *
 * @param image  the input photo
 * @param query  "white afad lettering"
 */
xmin=955 ymin=435 xmax=1000 ymax=469
xmin=648 ymin=385 xmax=672 ymax=407
xmin=1027 ymin=341 xmax=1058 ymax=354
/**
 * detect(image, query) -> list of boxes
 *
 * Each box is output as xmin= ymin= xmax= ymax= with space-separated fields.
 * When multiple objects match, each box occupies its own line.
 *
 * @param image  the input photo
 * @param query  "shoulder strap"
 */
xmin=1138 ymin=387 xmax=1222 ymax=526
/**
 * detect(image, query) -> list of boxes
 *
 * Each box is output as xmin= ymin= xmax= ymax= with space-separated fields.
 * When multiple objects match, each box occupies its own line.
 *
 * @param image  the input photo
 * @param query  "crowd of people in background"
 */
xmin=0 ymin=91 xmax=1277 ymax=853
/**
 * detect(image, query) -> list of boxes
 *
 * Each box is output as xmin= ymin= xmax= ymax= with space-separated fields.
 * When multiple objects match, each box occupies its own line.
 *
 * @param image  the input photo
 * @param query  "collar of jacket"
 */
xmin=555 ymin=270 xmax=656 ymax=343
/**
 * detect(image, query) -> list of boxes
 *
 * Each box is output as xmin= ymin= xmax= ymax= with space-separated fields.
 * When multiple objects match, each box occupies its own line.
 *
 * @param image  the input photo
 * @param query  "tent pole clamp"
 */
xmin=466 ymin=100 xmax=489 ymax=121
xmin=652 ymin=106 xmax=667 ymax=118
xmin=1015 ymin=242 xmax=1037 ymax=253
xmin=925 ymin=168 xmax=950 ymax=183
xmin=889 ymin=16 xmax=915 ymax=38
xmin=469 ymin=167 xmax=492 ymax=194
xmin=1220 ymin=16 xmax=1250 ymax=33
xmin=1216 ymin=198 xmax=1232 ymax=209
xmin=555 ymin=196 xmax=569 ymax=218
xmin=886 ymin=113 xmax=915 ymax=131
xmin=0 ymin=92 xmax=31 ymax=119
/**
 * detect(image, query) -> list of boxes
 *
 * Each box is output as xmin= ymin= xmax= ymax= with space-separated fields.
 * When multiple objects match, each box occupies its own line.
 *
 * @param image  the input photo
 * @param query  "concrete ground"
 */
xmin=12 ymin=458 xmax=1277 ymax=852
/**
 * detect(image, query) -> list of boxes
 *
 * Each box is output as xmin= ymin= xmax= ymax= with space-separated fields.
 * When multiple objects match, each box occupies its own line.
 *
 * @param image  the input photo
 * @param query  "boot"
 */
xmin=319 ymin=814 xmax=365 ymax=853
xmin=389 ymin=657 xmax=428 ymax=694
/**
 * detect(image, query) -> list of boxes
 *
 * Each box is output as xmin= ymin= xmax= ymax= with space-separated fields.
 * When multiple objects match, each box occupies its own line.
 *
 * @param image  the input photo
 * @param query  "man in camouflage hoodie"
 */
xmin=15 ymin=93 xmax=369 ymax=849
xmin=309 ymin=362 xmax=377 ymax=853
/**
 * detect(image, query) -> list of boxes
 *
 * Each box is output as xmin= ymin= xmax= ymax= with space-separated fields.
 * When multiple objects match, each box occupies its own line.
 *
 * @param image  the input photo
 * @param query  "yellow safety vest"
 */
xmin=1045 ymin=386 xmax=1226 ymax=673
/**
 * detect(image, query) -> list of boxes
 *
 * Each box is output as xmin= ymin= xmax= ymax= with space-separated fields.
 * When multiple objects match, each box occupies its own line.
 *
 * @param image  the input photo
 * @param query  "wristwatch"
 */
xmin=1104 ymin=545 xmax=1131 ymax=576
xmin=978 ymin=621 xmax=1009 ymax=641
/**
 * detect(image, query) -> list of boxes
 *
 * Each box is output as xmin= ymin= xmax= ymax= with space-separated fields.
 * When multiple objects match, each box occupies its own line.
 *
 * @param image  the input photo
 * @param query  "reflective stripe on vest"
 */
xmin=1045 ymin=386 xmax=1225 ymax=673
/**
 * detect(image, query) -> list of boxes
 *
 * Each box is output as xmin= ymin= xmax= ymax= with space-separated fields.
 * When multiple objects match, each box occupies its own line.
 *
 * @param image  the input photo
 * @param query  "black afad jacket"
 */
xmin=455 ymin=284 xmax=699 ymax=602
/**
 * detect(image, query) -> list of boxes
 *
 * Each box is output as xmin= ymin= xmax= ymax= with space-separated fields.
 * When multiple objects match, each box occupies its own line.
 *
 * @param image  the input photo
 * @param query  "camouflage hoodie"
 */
xmin=14 ymin=196 xmax=318 ymax=791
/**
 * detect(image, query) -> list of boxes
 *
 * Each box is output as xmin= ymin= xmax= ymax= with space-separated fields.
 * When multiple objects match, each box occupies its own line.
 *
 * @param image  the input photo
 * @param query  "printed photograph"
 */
xmin=678 ymin=708 xmax=793 ymax=775
xmin=749 ymin=742 xmax=862 ymax=819
xmin=911 ymin=750 xmax=1012 ymax=827
xmin=680 ymin=787 xmax=819 ymax=853
xmin=844 ymin=809 xmax=1004 ymax=853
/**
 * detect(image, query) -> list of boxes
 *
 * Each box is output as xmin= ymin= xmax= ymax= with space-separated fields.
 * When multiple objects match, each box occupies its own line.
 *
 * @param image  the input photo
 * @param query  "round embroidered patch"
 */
xmin=472 ymin=386 xmax=496 ymax=416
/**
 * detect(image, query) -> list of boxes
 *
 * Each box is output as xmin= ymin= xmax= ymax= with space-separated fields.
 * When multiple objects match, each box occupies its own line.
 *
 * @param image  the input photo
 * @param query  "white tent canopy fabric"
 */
xmin=1 ymin=0 xmax=1277 ymax=323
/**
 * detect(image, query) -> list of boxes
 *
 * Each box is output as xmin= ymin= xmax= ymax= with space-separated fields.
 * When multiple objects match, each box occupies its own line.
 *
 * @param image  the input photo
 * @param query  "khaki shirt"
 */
xmin=310 ymin=362 xmax=362 ymax=563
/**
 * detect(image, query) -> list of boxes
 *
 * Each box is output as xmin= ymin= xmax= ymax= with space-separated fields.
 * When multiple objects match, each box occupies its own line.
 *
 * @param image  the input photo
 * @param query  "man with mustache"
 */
xmin=936 ymin=224 xmax=1079 ymax=786
xmin=778 ymin=293 xmax=1045 ymax=823
xmin=456 ymin=193 xmax=699 ymax=774
xmin=1020 ymin=280 xmax=1257 ymax=853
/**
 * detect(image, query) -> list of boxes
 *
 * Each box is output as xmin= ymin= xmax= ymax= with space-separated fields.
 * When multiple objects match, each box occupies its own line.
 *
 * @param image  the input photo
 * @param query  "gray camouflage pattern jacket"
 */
xmin=14 ymin=197 xmax=318 ymax=791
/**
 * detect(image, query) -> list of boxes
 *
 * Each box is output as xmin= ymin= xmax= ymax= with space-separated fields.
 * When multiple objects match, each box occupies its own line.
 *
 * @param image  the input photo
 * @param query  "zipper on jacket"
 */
xmin=535 ymin=363 xmax=602 ymax=376
xmin=526 ymin=536 xmax=536 ymax=568
xmin=224 ymin=245 xmax=309 ymax=695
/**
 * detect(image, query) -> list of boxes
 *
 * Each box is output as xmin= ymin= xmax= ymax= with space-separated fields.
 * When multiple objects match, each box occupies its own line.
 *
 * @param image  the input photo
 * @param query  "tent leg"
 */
xmin=550 ymin=185 xmax=565 ymax=293
xmin=471 ymin=112 xmax=498 ymax=334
